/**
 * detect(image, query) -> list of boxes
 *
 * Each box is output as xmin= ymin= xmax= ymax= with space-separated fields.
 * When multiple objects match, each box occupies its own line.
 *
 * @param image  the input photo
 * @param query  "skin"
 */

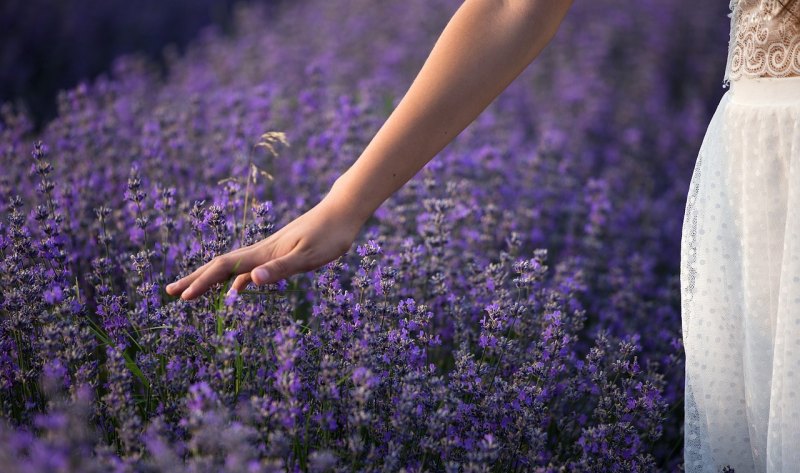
xmin=166 ymin=0 xmax=574 ymax=301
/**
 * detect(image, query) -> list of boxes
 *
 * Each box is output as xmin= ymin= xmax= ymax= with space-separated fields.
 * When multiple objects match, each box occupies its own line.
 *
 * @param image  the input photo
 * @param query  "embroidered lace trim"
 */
xmin=724 ymin=0 xmax=800 ymax=87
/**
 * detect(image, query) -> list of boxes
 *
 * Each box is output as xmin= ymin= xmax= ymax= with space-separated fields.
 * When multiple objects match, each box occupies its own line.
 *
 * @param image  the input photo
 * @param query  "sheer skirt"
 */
xmin=681 ymin=75 xmax=800 ymax=473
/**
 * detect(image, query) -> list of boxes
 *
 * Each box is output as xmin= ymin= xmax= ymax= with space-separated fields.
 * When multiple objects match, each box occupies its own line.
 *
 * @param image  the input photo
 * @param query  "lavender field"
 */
xmin=0 ymin=0 xmax=729 ymax=471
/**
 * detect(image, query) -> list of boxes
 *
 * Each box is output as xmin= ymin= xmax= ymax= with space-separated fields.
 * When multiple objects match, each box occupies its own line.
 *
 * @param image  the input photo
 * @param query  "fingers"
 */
xmin=179 ymin=251 xmax=258 ymax=301
xmin=166 ymin=233 xmax=303 ymax=300
xmin=166 ymin=244 xmax=256 ymax=297
xmin=250 ymin=250 xmax=304 ymax=286
xmin=165 ymin=258 xmax=215 ymax=296
xmin=229 ymin=273 xmax=252 ymax=294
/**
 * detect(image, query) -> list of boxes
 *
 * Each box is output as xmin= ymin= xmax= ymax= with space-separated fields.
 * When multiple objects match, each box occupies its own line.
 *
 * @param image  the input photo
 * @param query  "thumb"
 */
xmin=251 ymin=252 xmax=301 ymax=286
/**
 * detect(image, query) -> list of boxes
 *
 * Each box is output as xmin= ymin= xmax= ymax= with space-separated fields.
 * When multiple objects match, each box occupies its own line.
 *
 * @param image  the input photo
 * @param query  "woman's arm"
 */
xmin=324 ymin=0 xmax=573 ymax=223
xmin=167 ymin=0 xmax=573 ymax=300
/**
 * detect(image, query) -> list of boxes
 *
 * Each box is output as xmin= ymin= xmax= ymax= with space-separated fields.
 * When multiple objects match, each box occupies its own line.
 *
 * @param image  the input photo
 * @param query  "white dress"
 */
xmin=681 ymin=1 xmax=800 ymax=472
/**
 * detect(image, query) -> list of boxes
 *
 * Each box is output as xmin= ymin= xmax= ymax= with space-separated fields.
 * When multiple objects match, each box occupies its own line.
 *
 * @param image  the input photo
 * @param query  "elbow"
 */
xmin=505 ymin=0 xmax=573 ymax=48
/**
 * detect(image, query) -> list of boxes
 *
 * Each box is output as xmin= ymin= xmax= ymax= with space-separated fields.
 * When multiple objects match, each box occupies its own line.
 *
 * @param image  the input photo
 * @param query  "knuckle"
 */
xmin=296 ymin=244 xmax=313 ymax=257
xmin=271 ymin=258 xmax=290 ymax=276
xmin=211 ymin=256 xmax=229 ymax=268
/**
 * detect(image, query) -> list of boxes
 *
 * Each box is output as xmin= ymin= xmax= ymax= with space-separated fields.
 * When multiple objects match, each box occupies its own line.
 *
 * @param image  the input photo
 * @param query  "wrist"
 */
xmin=321 ymin=171 xmax=376 ymax=227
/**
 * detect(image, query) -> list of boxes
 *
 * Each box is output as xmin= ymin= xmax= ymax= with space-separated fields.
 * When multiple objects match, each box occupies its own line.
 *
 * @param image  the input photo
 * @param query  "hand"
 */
xmin=165 ymin=193 xmax=364 ymax=301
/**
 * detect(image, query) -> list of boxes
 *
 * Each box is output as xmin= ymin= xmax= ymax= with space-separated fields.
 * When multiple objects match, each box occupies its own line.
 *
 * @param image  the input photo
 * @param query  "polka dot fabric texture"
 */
xmin=681 ymin=75 xmax=800 ymax=472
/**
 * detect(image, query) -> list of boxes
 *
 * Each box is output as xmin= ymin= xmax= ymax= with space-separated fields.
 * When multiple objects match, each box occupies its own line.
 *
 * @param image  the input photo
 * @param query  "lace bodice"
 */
xmin=724 ymin=0 xmax=800 ymax=86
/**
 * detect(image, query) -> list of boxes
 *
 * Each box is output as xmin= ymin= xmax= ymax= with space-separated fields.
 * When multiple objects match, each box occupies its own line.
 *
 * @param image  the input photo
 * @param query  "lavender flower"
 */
xmin=0 ymin=0 xmax=727 ymax=469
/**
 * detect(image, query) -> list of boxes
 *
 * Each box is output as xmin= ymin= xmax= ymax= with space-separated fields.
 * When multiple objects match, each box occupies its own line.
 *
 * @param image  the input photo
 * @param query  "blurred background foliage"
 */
xmin=1 ymin=0 xmax=730 ymax=132
xmin=0 ymin=0 xmax=287 ymax=130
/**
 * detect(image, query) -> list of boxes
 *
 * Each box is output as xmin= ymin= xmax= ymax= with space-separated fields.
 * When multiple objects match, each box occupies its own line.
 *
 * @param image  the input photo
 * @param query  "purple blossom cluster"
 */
xmin=0 ymin=0 xmax=728 ymax=471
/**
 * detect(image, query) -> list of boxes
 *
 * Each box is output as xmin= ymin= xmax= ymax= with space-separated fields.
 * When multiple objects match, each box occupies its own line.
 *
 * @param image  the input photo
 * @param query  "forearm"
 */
xmin=324 ymin=0 xmax=573 ymax=223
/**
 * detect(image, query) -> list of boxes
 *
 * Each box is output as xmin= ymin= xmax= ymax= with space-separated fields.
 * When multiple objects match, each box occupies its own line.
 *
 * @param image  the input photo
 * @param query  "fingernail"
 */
xmin=181 ymin=287 xmax=194 ymax=300
xmin=166 ymin=283 xmax=175 ymax=291
xmin=253 ymin=268 xmax=269 ymax=283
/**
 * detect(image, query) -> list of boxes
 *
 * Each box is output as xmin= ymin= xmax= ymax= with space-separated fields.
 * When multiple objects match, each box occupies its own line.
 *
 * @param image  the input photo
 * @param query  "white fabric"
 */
xmin=725 ymin=0 xmax=800 ymax=86
xmin=681 ymin=75 xmax=800 ymax=472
